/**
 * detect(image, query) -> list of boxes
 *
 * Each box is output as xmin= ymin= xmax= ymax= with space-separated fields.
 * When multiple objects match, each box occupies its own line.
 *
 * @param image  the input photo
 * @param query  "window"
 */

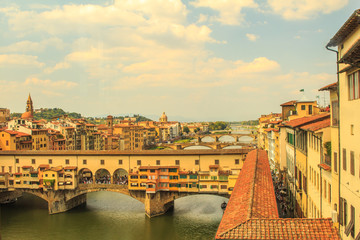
xmin=6 ymin=140 xmax=8 ymax=146
xmin=15 ymin=158 xmax=19 ymax=164
xmin=100 ymin=159 xmax=105 ymax=165
xmin=8 ymin=166 xmax=12 ymax=173
xmin=332 ymin=101 xmax=339 ymax=126
xmin=48 ymin=159 xmax=52 ymax=164
xmin=156 ymin=160 xmax=160 ymax=165
xmin=343 ymin=148 xmax=347 ymax=171
xmin=118 ymin=159 xmax=122 ymax=165
xmin=345 ymin=205 xmax=355 ymax=237
xmin=83 ymin=159 xmax=87 ymax=165
xmin=351 ymin=124 xmax=354 ymax=135
xmin=32 ymin=159 xmax=35 ymax=164
xmin=65 ymin=159 xmax=69 ymax=165
xmin=308 ymin=105 xmax=313 ymax=114
xmin=301 ymin=105 xmax=305 ymax=110
xmin=215 ymin=159 xmax=219 ymax=165
xmin=175 ymin=160 xmax=180 ymax=165
xmin=350 ymin=151 xmax=355 ymax=176
xmin=235 ymin=159 xmax=239 ymax=165
xmin=1 ymin=166 xmax=4 ymax=172
xmin=348 ymin=71 xmax=360 ymax=100
xmin=334 ymin=152 xmax=338 ymax=173
xmin=195 ymin=160 xmax=199 ymax=165
xmin=137 ymin=160 xmax=141 ymax=166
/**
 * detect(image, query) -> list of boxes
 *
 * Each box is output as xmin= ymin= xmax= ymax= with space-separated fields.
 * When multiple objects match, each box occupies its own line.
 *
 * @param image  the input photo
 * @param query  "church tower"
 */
xmin=21 ymin=93 xmax=34 ymax=119
xmin=159 ymin=112 xmax=168 ymax=123
xmin=26 ymin=94 xmax=34 ymax=115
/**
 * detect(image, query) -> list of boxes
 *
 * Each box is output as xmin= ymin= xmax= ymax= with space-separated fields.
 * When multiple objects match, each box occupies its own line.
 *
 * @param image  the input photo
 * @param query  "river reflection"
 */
xmin=1 ymin=192 xmax=227 ymax=240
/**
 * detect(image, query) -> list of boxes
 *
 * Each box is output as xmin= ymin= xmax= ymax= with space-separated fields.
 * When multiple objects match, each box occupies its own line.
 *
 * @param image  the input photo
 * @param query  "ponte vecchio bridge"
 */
xmin=0 ymin=149 xmax=249 ymax=217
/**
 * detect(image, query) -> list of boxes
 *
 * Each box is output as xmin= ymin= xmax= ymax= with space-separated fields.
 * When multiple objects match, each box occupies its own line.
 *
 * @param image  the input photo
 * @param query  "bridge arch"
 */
xmin=200 ymin=136 xmax=215 ymax=143
xmin=113 ymin=168 xmax=128 ymax=185
xmin=78 ymin=168 xmax=93 ymax=184
xmin=238 ymin=136 xmax=254 ymax=143
xmin=95 ymin=168 xmax=111 ymax=184
xmin=222 ymin=145 xmax=242 ymax=149
xmin=183 ymin=145 xmax=213 ymax=150
xmin=218 ymin=135 xmax=236 ymax=143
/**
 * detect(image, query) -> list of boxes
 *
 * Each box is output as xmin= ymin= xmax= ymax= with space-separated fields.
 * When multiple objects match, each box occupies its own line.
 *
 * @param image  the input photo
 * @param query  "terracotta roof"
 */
xmin=216 ymin=150 xmax=278 ymax=237
xmin=300 ymin=118 xmax=331 ymax=132
xmin=319 ymin=163 xmax=331 ymax=172
xmin=283 ymin=113 xmax=330 ymax=128
xmin=38 ymin=164 xmax=50 ymax=169
xmin=215 ymin=149 xmax=340 ymax=240
xmin=64 ymin=166 xmax=77 ymax=170
xmin=217 ymin=218 xmax=340 ymax=239
xmin=319 ymin=82 xmax=337 ymax=91
xmin=327 ymin=9 xmax=360 ymax=47
xmin=269 ymin=120 xmax=282 ymax=124
xmin=209 ymin=165 xmax=220 ymax=169
xmin=280 ymin=100 xmax=297 ymax=106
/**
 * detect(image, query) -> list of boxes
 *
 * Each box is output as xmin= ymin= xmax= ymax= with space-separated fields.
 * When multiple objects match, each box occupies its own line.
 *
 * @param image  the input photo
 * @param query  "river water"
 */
xmin=1 ymin=192 xmax=227 ymax=240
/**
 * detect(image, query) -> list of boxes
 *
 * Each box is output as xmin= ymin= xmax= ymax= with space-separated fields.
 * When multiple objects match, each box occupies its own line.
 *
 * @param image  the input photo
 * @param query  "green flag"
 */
xmin=300 ymin=89 xmax=304 ymax=92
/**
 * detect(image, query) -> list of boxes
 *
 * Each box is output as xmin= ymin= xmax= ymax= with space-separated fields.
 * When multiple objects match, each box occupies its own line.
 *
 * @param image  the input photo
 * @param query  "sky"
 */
xmin=0 ymin=0 xmax=359 ymax=122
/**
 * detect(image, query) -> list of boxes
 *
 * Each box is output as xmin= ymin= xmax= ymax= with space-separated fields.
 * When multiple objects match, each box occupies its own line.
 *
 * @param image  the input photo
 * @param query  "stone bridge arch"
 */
xmin=200 ymin=136 xmax=216 ymax=142
xmin=78 ymin=168 xmax=93 ymax=184
xmin=238 ymin=136 xmax=255 ymax=143
xmin=218 ymin=135 xmax=236 ymax=143
xmin=95 ymin=168 xmax=111 ymax=184
xmin=183 ymin=145 xmax=213 ymax=150
xmin=113 ymin=168 xmax=128 ymax=185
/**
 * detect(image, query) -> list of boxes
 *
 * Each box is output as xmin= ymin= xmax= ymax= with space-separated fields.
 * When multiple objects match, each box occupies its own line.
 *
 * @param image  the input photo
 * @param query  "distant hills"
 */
xmin=11 ymin=108 xmax=82 ymax=121
xmin=10 ymin=108 xmax=153 ymax=123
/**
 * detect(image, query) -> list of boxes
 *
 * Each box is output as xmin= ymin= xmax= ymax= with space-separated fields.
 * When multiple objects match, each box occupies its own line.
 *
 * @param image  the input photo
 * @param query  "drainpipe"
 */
xmin=325 ymin=45 xmax=340 ymax=232
xmin=320 ymin=135 xmax=323 ymax=218
xmin=293 ymin=128 xmax=297 ymax=218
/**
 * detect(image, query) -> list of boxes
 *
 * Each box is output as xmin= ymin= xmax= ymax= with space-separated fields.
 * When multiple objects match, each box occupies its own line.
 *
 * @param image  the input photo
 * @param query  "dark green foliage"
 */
xmin=208 ymin=121 xmax=229 ymax=130
xmin=324 ymin=141 xmax=331 ymax=156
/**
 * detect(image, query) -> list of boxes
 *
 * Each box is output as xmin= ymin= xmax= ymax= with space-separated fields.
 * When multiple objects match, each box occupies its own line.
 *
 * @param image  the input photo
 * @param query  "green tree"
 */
xmin=183 ymin=126 xmax=190 ymax=134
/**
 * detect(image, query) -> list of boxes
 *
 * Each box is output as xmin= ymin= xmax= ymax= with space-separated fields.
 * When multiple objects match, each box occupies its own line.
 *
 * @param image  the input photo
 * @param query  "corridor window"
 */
xmin=348 ymin=71 xmax=359 ymax=100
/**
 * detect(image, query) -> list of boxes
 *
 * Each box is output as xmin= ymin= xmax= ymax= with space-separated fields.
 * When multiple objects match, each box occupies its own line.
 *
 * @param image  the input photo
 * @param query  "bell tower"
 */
xmin=26 ymin=94 xmax=34 ymax=115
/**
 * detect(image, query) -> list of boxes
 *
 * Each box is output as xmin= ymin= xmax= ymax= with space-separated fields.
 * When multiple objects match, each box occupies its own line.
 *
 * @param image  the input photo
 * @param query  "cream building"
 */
xmin=326 ymin=9 xmax=360 ymax=240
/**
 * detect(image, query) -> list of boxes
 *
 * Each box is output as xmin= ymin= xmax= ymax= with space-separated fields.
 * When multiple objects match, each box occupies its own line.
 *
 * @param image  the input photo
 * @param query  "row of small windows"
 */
xmin=14 ymin=158 xmax=242 ymax=166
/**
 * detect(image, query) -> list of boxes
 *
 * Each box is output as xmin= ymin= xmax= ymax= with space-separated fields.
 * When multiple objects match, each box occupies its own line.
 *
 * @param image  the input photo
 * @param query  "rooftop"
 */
xmin=327 ymin=9 xmax=360 ymax=47
xmin=319 ymin=82 xmax=338 ymax=91
xmin=282 ymin=113 xmax=330 ymax=128
xmin=215 ymin=149 xmax=340 ymax=240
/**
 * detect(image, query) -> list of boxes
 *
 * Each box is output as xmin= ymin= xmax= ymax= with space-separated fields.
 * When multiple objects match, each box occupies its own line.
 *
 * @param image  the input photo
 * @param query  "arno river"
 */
xmin=1 ymin=192 xmax=227 ymax=240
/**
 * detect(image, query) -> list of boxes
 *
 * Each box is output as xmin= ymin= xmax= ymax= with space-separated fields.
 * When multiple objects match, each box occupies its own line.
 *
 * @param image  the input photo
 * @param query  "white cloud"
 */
xmin=44 ymin=62 xmax=71 ymax=74
xmin=0 ymin=38 xmax=65 ymax=53
xmin=0 ymin=54 xmax=44 ymax=67
xmin=267 ymin=0 xmax=348 ymax=20
xmin=25 ymin=77 xmax=78 ymax=88
xmin=246 ymin=33 xmax=259 ymax=42
xmin=190 ymin=0 xmax=258 ymax=25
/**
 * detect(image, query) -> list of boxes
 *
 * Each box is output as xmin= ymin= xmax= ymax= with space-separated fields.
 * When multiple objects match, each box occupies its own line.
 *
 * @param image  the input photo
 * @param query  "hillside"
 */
xmin=11 ymin=108 xmax=82 ymax=121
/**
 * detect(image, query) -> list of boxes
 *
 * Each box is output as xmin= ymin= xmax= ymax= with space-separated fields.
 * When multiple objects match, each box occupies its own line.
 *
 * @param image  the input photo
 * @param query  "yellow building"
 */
xmin=326 ymin=9 xmax=360 ymax=240
xmin=319 ymin=82 xmax=339 ymax=224
xmin=281 ymin=113 xmax=330 ymax=218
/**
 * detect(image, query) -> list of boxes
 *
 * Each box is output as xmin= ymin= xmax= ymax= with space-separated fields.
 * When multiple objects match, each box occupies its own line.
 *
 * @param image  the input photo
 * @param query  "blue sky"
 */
xmin=0 ymin=0 xmax=359 ymax=121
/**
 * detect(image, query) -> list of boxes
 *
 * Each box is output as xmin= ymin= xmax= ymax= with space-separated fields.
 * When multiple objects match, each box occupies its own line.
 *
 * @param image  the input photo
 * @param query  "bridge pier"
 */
xmin=145 ymin=191 xmax=174 ymax=218
xmin=48 ymin=192 xmax=87 ymax=214
xmin=0 ymin=190 xmax=22 ymax=204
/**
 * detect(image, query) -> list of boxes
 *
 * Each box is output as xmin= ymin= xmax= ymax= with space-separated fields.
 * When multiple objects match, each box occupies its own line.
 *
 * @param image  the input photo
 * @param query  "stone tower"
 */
xmin=159 ymin=112 xmax=168 ymax=123
xmin=107 ymin=115 xmax=113 ymax=135
xmin=26 ymin=94 xmax=34 ymax=114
